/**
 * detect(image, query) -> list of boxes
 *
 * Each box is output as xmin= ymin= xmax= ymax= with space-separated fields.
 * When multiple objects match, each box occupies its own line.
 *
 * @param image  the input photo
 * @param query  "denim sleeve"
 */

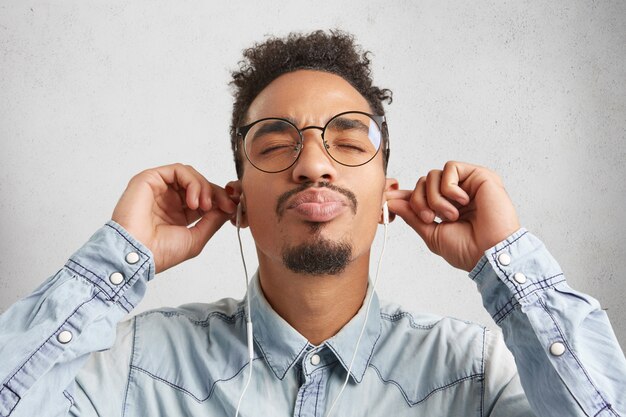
xmin=0 ymin=221 xmax=154 ymax=417
xmin=470 ymin=229 xmax=626 ymax=417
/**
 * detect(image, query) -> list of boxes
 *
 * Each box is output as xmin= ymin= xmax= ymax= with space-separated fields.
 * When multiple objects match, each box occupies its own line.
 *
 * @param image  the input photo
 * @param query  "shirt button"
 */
xmin=513 ymin=272 xmax=527 ymax=284
xmin=109 ymin=272 xmax=124 ymax=285
xmin=125 ymin=252 xmax=140 ymax=264
xmin=550 ymin=342 xmax=566 ymax=356
xmin=57 ymin=330 xmax=73 ymax=344
xmin=310 ymin=354 xmax=321 ymax=366
xmin=498 ymin=252 xmax=511 ymax=266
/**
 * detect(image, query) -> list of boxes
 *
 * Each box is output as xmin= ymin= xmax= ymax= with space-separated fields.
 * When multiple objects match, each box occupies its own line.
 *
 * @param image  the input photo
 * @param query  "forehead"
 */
xmin=245 ymin=70 xmax=372 ymax=124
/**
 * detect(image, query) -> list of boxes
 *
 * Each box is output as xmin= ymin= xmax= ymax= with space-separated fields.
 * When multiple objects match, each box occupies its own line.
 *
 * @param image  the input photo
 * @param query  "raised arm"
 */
xmin=387 ymin=161 xmax=626 ymax=416
xmin=0 ymin=164 xmax=236 ymax=416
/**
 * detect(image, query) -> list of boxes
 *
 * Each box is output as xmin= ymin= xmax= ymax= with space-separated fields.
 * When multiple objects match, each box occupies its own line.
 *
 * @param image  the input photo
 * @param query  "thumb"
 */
xmin=188 ymin=209 xmax=231 ymax=256
xmin=387 ymin=199 xmax=437 ymax=246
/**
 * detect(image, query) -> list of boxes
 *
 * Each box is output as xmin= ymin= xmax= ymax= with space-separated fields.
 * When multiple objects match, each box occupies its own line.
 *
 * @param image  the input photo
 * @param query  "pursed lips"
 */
xmin=286 ymin=189 xmax=350 ymax=222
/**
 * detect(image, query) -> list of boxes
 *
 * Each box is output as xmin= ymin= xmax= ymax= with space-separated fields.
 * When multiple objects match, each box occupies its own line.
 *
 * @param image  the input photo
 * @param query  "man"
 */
xmin=0 ymin=30 xmax=624 ymax=417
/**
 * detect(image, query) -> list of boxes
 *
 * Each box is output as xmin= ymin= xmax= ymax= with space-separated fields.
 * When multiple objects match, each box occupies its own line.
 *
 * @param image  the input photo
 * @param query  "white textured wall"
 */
xmin=1 ymin=1 xmax=625 ymax=349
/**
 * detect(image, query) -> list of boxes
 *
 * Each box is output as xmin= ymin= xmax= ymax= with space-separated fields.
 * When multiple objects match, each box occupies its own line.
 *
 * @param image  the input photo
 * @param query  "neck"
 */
xmin=257 ymin=252 xmax=370 ymax=345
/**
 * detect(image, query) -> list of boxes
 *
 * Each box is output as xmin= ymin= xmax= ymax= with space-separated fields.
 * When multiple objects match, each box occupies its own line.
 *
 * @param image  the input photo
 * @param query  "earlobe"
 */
xmin=226 ymin=180 xmax=249 ymax=228
xmin=379 ymin=177 xmax=399 ymax=224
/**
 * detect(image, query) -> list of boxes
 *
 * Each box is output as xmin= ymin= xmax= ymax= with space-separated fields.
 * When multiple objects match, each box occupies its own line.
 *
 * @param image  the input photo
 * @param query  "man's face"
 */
xmin=239 ymin=70 xmax=394 ymax=274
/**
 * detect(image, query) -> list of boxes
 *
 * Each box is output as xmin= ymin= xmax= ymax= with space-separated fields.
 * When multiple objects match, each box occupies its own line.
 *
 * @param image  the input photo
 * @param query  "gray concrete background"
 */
xmin=1 ymin=1 xmax=625 ymax=349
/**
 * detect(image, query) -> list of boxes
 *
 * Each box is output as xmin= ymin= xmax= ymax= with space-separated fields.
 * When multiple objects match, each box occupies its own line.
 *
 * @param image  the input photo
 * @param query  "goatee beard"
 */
xmin=282 ymin=237 xmax=352 ymax=275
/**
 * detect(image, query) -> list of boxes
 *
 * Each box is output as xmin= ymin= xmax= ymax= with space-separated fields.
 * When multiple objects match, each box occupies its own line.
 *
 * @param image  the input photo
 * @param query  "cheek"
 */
xmin=241 ymin=183 xmax=281 ymax=242
xmin=354 ymin=174 xmax=386 ymax=218
xmin=353 ymin=181 xmax=387 ymax=239
xmin=245 ymin=193 xmax=273 ymax=227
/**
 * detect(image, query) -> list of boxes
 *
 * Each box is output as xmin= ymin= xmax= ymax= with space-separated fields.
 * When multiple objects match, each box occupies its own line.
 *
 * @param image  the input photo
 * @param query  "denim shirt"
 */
xmin=0 ymin=221 xmax=624 ymax=417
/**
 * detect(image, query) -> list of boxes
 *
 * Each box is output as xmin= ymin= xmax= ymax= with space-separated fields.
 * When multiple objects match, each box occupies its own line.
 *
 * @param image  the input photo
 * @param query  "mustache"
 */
xmin=275 ymin=182 xmax=358 ymax=219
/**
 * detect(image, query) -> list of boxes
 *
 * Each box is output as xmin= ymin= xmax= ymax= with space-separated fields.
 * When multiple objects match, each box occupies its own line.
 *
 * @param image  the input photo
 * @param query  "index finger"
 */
xmin=440 ymin=161 xmax=479 ymax=203
xmin=385 ymin=189 xmax=413 ymax=201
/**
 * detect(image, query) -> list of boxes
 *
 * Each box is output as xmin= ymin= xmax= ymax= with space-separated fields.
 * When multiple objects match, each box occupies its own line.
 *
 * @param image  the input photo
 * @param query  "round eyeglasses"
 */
xmin=236 ymin=111 xmax=386 ymax=173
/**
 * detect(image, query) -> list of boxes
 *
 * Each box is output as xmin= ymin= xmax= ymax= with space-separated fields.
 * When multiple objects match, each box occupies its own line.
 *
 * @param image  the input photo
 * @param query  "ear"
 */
xmin=226 ymin=180 xmax=249 ymax=228
xmin=379 ymin=178 xmax=399 ymax=224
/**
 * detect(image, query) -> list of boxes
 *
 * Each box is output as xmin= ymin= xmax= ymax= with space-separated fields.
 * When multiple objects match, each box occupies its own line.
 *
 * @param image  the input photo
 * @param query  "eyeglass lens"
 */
xmin=243 ymin=112 xmax=382 ymax=172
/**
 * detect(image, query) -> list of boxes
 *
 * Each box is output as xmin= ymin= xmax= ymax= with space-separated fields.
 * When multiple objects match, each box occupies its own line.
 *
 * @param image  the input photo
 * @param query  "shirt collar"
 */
xmin=248 ymin=272 xmax=381 ymax=383
xmin=248 ymin=273 xmax=309 ymax=380
xmin=323 ymin=280 xmax=381 ymax=383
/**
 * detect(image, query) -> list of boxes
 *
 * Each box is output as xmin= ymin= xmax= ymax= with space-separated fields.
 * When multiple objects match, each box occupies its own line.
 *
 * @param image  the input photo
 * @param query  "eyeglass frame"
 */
xmin=235 ymin=110 xmax=390 ymax=174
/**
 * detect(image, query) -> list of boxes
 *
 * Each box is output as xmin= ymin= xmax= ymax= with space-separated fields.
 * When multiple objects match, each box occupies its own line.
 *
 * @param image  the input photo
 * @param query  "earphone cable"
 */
xmin=234 ymin=224 xmax=254 ymax=417
xmin=325 ymin=222 xmax=388 ymax=417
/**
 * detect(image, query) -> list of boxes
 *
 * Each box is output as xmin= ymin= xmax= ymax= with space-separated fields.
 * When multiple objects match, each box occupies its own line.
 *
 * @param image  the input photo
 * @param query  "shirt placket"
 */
xmin=293 ymin=347 xmax=330 ymax=417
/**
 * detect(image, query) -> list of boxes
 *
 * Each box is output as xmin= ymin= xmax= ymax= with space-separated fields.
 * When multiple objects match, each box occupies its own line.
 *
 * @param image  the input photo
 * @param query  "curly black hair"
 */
xmin=229 ymin=30 xmax=392 ymax=178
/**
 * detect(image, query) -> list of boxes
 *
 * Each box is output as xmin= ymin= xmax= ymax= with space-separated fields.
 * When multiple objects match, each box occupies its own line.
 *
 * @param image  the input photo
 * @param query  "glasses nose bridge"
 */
xmin=300 ymin=125 xmax=325 ymax=136
xmin=298 ymin=125 xmax=327 ymax=148
xmin=294 ymin=124 xmax=332 ymax=160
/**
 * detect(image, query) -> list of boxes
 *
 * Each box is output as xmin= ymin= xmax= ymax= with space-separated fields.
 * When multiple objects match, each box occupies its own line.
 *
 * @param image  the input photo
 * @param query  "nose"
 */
xmin=291 ymin=127 xmax=338 ymax=184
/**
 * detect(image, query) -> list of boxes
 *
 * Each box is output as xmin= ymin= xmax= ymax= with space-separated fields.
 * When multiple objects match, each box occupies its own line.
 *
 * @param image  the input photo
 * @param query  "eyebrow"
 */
xmin=250 ymin=120 xmax=294 ymax=141
xmin=328 ymin=117 xmax=369 ymax=132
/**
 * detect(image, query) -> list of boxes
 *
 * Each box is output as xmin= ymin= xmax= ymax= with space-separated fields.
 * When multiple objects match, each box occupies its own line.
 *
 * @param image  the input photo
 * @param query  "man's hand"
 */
xmin=111 ymin=164 xmax=237 ymax=273
xmin=386 ymin=161 xmax=520 ymax=272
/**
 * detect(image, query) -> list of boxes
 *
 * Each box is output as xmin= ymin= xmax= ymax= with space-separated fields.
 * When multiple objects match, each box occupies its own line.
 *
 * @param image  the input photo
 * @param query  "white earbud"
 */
xmin=382 ymin=201 xmax=389 ymax=225
xmin=236 ymin=202 xmax=243 ymax=228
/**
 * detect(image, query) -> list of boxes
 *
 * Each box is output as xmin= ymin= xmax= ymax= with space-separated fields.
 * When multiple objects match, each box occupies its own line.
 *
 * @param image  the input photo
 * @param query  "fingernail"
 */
xmin=419 ymin=210 xmax=432 ymax=223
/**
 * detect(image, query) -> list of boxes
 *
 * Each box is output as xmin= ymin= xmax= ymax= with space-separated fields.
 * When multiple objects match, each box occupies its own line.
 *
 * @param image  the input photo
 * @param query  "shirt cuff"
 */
xmin=469 ymin=228 xmax=565 ymax=323
xmin=65 ymin=220 xmax=155 ymax=311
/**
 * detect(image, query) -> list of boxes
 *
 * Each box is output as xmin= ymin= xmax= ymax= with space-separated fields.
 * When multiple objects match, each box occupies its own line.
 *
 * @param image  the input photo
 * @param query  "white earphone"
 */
xmin=234 ymin=198 xmax=390 ymax=417
xmin=382 ymin=200 xmax=389 ymax=225
xmin=325 ymin=200 xmax=390 ymax=417
xmin=234 ymin=198 xmax=254 ymax=417
xmin=236 ymin=201 xmax=243 ymax=228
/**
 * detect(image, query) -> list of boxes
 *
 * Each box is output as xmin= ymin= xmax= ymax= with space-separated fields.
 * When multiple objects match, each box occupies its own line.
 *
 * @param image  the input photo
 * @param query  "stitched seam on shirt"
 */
xmin=66 ymin=259 xmax=115 ymax=293
xmin=104 ymin=223 xmax=149 ymax=258
xmin=66 ymin=257 xmax=149 ymax=300
xmin=1 ymin=384 xmax=20 ymax=416
xmin=129 ymin=359 xmax=260 ymax=403
xmin=537 ymin=297 xmax=614 ymax=416
xmin=305 ymin=358 xmax=339 ymax=377
xmin=380 ymin=312 xmax=437 ymax=329
xmin=507 ymin=273 xmax=565 ymax=301
xmin=471 ymin=259 xmax=489 ymax=280
xmin=65 ymin=259 xmax=135 ymax=314
xmin=297 ymin=378 xmax=307 ymax=417
xmin=368 ymin=364 xmax=482 ymax=406
xmin=122 ymin=317 xmax=138 ymax=417
xmin=118 ymin=296 xmax=133 ymax=314
xmin=324 ymin=320 xmax=382 ymax=383
xmin=314 ymin=373 xmax=322 ymax=417
xmin=62 ymin=390 xmax=75 ymax=406
xmin=141 ymin=309 xmax=244 ymax=326
xmin=490 ymin=231 xmax=528 ymax=294
xmin=493 ymin=301 xmax=521 ymax=325
xmin=64 ymin=262 xmax=114 ymax=298
xmin=3 ymin=293 xmax=99 ymax=390
xmin=360 ymin=322 xmax=382 ymax=382
xmin=594 ymin=403 xmax=620 ymax=417
xmin=257 ymin=338 xmax=309 ymax=381
xmin=480 ymin=328 xmax=486 ymax=417
xmin=492 ymin=276 xmax=566 ymax=324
